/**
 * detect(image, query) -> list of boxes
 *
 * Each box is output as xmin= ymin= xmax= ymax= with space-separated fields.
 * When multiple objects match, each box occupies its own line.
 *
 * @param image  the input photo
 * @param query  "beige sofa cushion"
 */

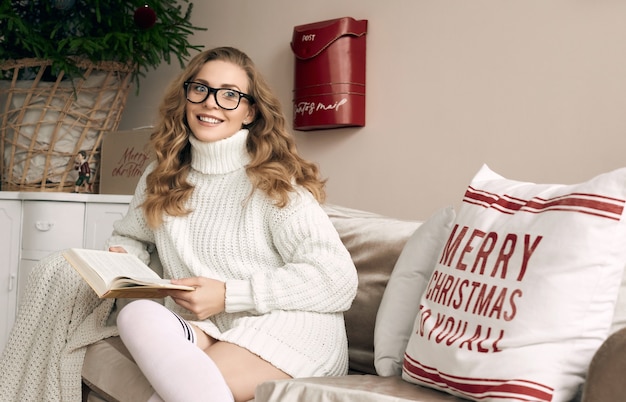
xmin=82 ymin=337 xmax=154 ymax=402
xmin=255 ymin=375 xmax=469 ymax=402
xmin=322 ymin=205 xmax=421 ymax=374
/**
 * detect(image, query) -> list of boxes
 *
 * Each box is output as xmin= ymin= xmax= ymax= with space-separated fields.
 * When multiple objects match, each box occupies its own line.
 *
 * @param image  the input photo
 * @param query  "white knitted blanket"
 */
xmin=0 ymin=251 xmax=117 ymax=401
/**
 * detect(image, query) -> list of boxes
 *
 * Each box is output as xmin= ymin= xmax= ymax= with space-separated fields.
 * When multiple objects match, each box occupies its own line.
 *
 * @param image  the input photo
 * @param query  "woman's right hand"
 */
xmin=167 ymin=277 xmax=226 ymax=320
xmin=108 ymin=246 xmax=127 ymax=253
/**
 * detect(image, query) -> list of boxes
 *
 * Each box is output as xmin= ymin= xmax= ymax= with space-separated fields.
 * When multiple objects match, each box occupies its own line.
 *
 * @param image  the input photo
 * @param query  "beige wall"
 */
xmin=119 ymin=0 xmax=626 ymax=220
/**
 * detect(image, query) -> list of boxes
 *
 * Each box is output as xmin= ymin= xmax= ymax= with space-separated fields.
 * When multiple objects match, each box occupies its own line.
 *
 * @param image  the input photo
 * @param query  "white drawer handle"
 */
xmin=35 ymin=221 xmax=54 ymax=231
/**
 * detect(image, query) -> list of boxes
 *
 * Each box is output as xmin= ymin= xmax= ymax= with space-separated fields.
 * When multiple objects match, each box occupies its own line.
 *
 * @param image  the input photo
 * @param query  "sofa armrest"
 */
xmin=582 ymin=327 xmax=626 ymax=401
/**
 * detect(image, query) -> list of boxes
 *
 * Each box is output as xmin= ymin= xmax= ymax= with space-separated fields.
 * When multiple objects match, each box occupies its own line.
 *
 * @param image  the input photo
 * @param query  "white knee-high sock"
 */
xmin=117 ymin=300 xmax=234 ymax=402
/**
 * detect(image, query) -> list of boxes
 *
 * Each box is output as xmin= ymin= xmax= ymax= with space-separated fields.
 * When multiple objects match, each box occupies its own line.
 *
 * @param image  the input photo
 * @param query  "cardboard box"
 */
xmin=99 ymin=128 xmax=155 ymax=195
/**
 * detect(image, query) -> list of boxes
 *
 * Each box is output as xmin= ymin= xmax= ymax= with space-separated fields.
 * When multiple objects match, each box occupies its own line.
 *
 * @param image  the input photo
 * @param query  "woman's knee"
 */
xmin=117 ymin=299 xmax=162 ymax=333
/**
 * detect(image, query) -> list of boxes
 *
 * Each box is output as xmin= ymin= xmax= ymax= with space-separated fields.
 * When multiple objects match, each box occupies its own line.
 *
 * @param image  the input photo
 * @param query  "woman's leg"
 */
xmin=117 ymin=300 xmax=233 ymax=402
xmin=205 ymin=342 xmax=292 ymax=402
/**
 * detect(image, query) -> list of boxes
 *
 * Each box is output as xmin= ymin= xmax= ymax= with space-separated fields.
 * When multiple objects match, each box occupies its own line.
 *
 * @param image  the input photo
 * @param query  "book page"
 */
xmin=113 ymin=277 xmax=175 ymax=287
xmin=71 ymin=249 xmax=159 ymax=286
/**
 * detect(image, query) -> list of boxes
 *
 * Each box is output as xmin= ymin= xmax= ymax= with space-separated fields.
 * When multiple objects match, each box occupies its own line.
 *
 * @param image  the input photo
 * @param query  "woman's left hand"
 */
xmin=166 ymin=277 xmax=226 ymax=320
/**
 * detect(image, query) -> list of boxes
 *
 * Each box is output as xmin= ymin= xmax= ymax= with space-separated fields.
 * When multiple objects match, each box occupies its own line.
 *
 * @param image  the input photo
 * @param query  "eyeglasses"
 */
xmin=183 ymin=81 xmax=255 ymax=110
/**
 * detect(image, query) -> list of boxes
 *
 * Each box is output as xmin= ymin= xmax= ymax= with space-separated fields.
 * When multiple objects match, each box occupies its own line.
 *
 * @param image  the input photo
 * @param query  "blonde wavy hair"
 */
xmin=142 ymin=47 xmax=326 ymax=228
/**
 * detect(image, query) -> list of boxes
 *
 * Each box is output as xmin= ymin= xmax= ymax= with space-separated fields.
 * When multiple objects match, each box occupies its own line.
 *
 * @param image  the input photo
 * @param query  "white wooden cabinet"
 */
xmin=84 ymin=203 xmax=131 ymax=250
xmin=0 ymin=199 xmax=21 ymax=352
xmin=0 ymin=192 xmax=132 ymax=352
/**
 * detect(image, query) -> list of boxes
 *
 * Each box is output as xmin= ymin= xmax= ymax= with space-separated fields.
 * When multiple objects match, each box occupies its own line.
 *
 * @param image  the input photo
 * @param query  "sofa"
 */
xmin=81 ymin=204 xmax=626 ymax=402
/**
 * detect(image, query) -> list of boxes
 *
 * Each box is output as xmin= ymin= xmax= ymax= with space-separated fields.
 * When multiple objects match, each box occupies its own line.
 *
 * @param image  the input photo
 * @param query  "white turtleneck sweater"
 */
xmin=106 ymin=129 xmax=358 ymax=378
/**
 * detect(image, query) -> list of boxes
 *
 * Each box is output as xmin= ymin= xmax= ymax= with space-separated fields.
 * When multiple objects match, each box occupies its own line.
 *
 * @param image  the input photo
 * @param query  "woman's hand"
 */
xmin=108 ymin=246 xmax=127 ymax=253
xmin=166 ymin=277 xmax=226 ymax=320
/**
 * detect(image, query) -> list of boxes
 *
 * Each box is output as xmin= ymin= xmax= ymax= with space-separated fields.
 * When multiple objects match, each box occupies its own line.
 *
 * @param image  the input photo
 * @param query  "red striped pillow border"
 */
xmin=463 ymin=186 xmax=625 ymax=221
xmin=403 ymin=353 xmax=554 ymax=401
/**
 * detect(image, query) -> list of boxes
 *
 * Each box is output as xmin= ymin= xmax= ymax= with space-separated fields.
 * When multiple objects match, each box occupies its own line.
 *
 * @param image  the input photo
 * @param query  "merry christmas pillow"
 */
xmin=403 ymin=164 xmax=626 ymax=402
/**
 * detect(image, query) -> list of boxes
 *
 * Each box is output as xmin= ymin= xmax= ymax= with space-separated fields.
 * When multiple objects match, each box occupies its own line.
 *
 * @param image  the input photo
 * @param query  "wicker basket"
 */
xmin=0 ymin=58 xmax=134 ymax=192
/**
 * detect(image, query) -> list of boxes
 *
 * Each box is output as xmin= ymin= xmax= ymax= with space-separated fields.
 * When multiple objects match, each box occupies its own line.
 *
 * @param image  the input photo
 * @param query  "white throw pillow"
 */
xmin=610 ymin=269 xmax=626 ymax=334
xmin=374 ymin=206 xmax=456 ymax=377
xmin=403 ymin=164 xmax=626 ymax=402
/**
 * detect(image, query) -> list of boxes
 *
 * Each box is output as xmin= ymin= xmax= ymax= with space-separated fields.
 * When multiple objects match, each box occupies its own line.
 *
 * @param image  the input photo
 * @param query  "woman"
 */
xmin=109 ymin=46 xmax=358 ymax=402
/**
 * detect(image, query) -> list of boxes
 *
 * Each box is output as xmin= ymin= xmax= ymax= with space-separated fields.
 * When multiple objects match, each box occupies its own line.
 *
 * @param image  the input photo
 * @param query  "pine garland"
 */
xmin=0 ymin=0 xmax=206 ymax=85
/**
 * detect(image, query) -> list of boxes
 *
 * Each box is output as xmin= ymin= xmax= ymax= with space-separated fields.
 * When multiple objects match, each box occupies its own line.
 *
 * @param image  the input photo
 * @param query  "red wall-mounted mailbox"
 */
xmin=291 ymin=17 xmax=368 ymax=131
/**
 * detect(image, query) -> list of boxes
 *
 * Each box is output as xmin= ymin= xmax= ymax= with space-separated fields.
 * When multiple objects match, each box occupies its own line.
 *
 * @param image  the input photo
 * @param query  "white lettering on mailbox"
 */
xmin=294 ymin=98 xmax=348 ymax=116
xmin=301 ymin=34 xmax=316 ymax=41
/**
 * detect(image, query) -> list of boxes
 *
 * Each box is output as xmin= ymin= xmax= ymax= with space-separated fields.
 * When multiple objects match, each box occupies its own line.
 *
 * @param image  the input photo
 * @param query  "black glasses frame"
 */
xmin=183 ymin=81 xmax=255 ymax=110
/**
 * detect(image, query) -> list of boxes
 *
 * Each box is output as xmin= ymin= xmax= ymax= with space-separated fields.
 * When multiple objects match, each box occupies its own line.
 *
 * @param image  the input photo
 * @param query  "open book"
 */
xmin=63 ymin=248 xmax=194 ymax=298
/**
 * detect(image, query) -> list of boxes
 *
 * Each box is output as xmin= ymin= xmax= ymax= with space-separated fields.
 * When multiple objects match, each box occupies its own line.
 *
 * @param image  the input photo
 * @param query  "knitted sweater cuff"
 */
xmin=225 ymin=280 xmax=256 ymax=313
